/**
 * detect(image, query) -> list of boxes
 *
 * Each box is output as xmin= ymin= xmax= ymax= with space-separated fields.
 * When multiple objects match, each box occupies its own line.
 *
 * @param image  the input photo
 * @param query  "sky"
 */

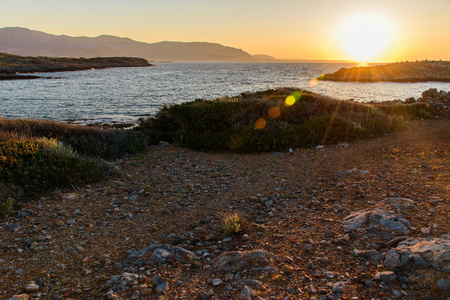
xmin=1 ymin=0 xmax=450 ymax=62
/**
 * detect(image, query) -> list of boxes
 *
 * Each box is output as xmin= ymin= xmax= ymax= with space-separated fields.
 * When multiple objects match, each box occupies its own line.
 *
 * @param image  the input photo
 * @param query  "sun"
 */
xmin=339 ymin=13 xmax=394 ymax=62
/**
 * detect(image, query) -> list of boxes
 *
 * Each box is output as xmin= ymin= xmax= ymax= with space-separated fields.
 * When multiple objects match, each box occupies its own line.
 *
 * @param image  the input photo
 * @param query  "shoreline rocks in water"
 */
xmin=0 ymin=52 xmax=153 ymax=79
xmin=321 ymin=60 xmax=450 ymax=83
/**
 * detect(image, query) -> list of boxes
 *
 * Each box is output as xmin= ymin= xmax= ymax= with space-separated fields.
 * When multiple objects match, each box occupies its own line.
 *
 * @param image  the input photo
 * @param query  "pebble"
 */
xmin=421 ymin=228 xmax=430 ymax=234
xmin=55 ymin=220 xmax=65 ymax=227
xmin=282 ymin=264 xmax=294 ymax=274
xmin=66 ymin=219 xmax=76 ymax=225
xmin=155 ymin=281 xmax=169 ymax=293
xmin=240 ymin=285 xmax=255 ymax=300
xmin=25 ymin=282 xmax=39 ymax=292
xmin=332 ymin=282 xmax=345 ymax=294
xmin=212 ymin=278 xmax=223 ymax=286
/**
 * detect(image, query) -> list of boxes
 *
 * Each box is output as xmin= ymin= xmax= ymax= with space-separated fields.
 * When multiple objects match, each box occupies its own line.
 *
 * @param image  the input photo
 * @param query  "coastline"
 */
xmin=0 ymin=53 xmax=153 ymax=80
xmin=322 ymin=60 xmax=450 ymax=83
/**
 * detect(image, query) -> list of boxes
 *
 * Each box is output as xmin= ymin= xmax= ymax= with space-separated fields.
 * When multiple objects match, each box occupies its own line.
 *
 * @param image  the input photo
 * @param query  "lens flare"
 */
xmin=269 ymin=107 xmax=281 ymax=119
xmin=255 ymin=118 xmax=267 ymax=129
xmin=309 ymin=78 xmax=319 ymax=87
xmin=285 ymin=91 xmax=301 ymax=106
xmin=285 ymin=96 xmax=296 ymax=106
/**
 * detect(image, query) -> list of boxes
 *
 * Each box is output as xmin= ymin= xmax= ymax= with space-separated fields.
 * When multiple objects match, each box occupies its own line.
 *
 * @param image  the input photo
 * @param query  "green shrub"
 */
xmin=0 ymin=197 xmax=13 ymax=216
xmin=138 ymin=88 xmax=402 ymax=153
xmin=0 ymin=135 xmax=106 ymax=201
xmin=0 ymin=119 xmax=148 ymax=159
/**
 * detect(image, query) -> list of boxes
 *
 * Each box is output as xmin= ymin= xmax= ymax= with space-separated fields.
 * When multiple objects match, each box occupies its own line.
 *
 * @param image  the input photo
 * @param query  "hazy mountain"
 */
xmin=0 ymin=27 xmax=273 ymax=62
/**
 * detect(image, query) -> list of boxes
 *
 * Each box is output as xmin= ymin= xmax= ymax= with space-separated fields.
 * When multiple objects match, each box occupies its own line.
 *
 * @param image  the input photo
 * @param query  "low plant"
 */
xmin=0 ymin=118 xmax=148 ymax=159
xmin=0 ymin=197 xmax=14 ymax=216
xmin=0 ymin=134 xmax=107 ymax=202
xmin=222 ymin=211 xmax=247 ymax=235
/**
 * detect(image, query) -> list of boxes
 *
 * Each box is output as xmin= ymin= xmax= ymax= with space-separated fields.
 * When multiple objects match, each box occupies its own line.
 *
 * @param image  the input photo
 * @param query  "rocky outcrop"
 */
xmin=322 ymin=61 xmax=450 ymax=82
xmin=372 ymin=88 xmax=450 ymax=117
xmin=342 ymin=207 xmax=411 ymax=235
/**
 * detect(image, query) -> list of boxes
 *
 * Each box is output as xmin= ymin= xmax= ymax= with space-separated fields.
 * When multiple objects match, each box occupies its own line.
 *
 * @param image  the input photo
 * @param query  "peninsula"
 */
xmin=321 ymin=60 xmax=450 ymax=83
xmin=0 ymin=53 xmax=152 ymax=80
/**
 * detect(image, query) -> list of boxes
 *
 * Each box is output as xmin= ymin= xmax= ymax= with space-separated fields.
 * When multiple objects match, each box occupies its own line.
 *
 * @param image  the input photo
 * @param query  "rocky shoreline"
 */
xmin=0 ymin=53 xmax=153 ymax=80
xmin=1 ymin=117 xmax=449 ymax=299
xmin=321 ymin=61 xmax=450 ymax=83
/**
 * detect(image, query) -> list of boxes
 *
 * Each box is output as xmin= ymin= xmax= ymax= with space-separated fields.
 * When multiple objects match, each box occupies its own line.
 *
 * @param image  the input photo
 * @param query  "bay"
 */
xmin=1 ymin=62 xmax=449 ymax=122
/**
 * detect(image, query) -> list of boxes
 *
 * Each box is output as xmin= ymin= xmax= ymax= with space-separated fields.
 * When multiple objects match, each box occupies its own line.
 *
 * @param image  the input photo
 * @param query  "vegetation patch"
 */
xmin=0 ymin=133 xmax=107 ymax=204
xmin=0 ymin=119 xmax=149 ymax=208
xmin=0 ymin=119 xmax=148 ymax=159
xmin=138 ymin=88 xmax=405 ymax=153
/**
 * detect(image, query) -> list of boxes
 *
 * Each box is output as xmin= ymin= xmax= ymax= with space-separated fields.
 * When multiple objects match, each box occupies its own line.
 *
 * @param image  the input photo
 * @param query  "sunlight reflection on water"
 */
xmin=1 ymin=62 xmax=449 ymax=121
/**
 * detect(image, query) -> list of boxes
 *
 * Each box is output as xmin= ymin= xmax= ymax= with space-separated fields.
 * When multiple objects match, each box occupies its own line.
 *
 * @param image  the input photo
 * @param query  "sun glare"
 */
xmin=339 ymin=14 xmax=394 ymax=62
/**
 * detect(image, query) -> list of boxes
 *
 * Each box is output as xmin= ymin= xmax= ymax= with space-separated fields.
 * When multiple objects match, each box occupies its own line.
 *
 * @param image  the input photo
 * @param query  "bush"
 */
xmin=0 ymin=134 xmax=107 ymax=202
xmin=138 ymin=88 xmax=402 ymax=153
xmin=0 ymin=119 xmax=148 ymax=159
xmin=221 ymin=211 xmax=247 ymax=236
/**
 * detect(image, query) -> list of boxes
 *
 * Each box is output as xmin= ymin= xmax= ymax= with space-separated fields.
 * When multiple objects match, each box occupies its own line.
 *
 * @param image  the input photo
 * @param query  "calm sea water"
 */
xmin=1 ymin=62 xmax=449 ymax=122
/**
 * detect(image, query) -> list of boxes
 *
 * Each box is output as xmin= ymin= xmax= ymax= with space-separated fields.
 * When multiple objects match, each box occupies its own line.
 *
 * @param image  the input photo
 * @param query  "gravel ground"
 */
xmin=1 ymin=119 xmax=449 ymax=300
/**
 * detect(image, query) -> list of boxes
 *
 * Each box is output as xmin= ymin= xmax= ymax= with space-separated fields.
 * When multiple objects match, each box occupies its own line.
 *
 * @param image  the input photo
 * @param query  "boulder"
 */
xmin=120 ymin=244 xmax=199 ymax=268
xmin=342 ymin=207 xmax=410 ymax=234
xmin=212 ymin=249 xmax=275 ymax=273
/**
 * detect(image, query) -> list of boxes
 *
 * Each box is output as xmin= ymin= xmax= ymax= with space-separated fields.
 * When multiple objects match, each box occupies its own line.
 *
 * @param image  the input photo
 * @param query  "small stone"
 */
xmin=436 ymin=279 xmax=450 ymax=293
xmin=377 ymin=271 xmax=397 ymax=285
xmin=25 ymin=282 xmax=39 ymax=292
xmin=152 ymin=275 xmax=166 ymax=285
xmin=421 ymin=228 xmax=430 ymax=234
xmin=66 ymin=219 xmax=76 ymax=225
xmin=282 ymin=264 xmax=294 ymax=274
xmin=55 ymin=220 xmax=65 ymax=227
xmin=155 ymin=281 xmax=169 ymax=293
xmin=75 ymin=245 xmax=85 ymax=252
xmin=212 ymin=278 xmax=223 ymax=286
xmin=198 ymin=291 xmax=210 ymax=300
xmin=8 ymin=295 xmax=29 ymax=300
xmin=284 ymin=256 xmax=294 ymax=264
xmin=332 ymin=282 xmax=345 ymax=294
xmin=242 ymin=234 xmax=249 ymax=241
xmin=240 ymin=285 xmax=255 ymax=300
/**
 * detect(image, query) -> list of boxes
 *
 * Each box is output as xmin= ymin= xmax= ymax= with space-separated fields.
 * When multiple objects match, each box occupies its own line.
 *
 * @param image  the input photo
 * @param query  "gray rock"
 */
xmin=121 ymin=244 xmax=199 ymax=268
xmin=436 ymin=279 xmax=450 ymax=293
xmin=240 ymin=285 xmax=255 ymax=300
xmin=361 ymin=249 xmax=383 ymax=262
xmin=332 ymin=282 xmax=345 ymax=294
xmin=377 ymin=271 xmax=397 ymax=284
xmin=155 ymin=281 xmax=169 ymax=293
xmin=342 ymin=208 xmax=410 ymax=233
xmin=212 ymin=278 xmax=223 ymax=286
xmin=212 ymin=249 xmax=273 ymax=273
xmin=198 ymin=291 xmax=210 ymax=300
xmin=66 ymin=219 xmax=76 ymax=225
xmin=25 ymin=282 xmax=39 ymax=292
xmin=384 ymin=250 xmax=401 ymax=268
xmin=384 ymin=198 xmax=418 ymax=211
xmin=152 ymin=275 xmax=166 ymax=285
xmin=243 ymin=279 xmax=266 ymax=290
xmin=387 ymin=235 xmax=450 ymax=273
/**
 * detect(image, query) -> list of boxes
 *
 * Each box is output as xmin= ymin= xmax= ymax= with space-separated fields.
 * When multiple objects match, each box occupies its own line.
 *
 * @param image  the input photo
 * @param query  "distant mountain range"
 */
xmin=0 ymin=27 xmax=275 ymax=62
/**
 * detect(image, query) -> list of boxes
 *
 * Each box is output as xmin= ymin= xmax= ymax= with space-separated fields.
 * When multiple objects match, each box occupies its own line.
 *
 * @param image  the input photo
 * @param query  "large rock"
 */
xmin=212 ymin=249 xmax=275 ymax=273
xmin=342 ymin=207 xmax=410 ymax=234
xmin=386 ymin=235 xmax=450 ymax=291
xmin=120 ymin=244 xmax=199 ymax=268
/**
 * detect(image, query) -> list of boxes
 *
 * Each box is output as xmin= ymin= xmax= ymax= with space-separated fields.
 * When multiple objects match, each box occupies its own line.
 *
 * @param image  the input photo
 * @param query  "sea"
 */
xmin=1 ymin=62 xmax=449 ymax=123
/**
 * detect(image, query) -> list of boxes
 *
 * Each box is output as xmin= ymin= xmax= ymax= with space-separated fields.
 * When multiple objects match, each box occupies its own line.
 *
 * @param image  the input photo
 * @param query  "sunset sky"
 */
xmin=1 ymin=0 xmax=449 ymax=62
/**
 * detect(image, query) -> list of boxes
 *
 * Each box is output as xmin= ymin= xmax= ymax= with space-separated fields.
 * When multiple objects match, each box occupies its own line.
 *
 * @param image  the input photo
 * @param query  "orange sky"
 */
xmin=1 ymin=0 xmax=449 ymax=62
